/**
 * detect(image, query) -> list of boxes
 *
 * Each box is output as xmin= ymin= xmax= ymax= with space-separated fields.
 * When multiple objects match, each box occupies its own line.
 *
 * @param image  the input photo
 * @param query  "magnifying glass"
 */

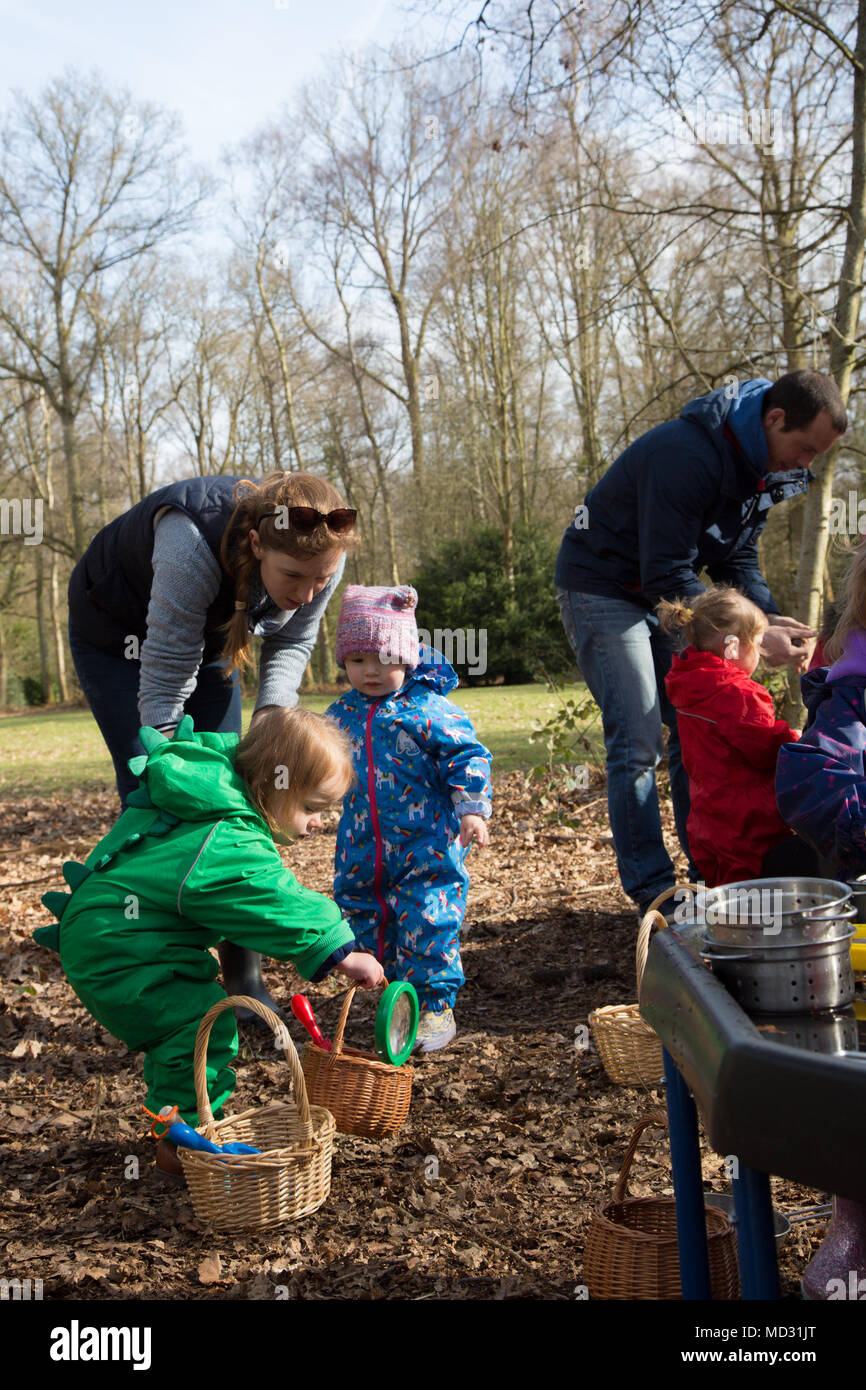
xmin=293 ymin=981 xmax=419 ymax=1066
xmin=374 ymin=981 xmax=419 ymax=1066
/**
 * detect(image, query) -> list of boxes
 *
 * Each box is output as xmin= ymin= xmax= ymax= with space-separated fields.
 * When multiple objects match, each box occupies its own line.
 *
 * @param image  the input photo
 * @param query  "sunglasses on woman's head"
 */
xmin=260 ymin=506 xmax=357 ymax=534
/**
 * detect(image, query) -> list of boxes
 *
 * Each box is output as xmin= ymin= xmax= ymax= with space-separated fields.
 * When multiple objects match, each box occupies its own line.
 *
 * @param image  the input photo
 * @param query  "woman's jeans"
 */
xmin=557 ymin=588 xmax=698 ymax=908
xmin=69 ymin=625 xmax=242 ymax=808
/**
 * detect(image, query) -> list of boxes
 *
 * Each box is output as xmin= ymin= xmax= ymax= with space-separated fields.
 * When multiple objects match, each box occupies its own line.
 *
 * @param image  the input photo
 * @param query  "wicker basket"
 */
xmin=588 ymin=883 xmax=688 ymax=1087
xmin=583 ymin=1113 xmax=740 ymax=1300
xmin=178 ymin=995 xmax=336 ymax=1232
xmin=300 ymin=985 xmax=414 ymax=1138
xmin=588 ymin=1002 xmax=666 ymax=1087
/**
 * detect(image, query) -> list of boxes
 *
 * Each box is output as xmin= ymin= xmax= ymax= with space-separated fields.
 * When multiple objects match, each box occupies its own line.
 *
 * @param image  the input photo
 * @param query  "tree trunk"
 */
xmin=795 ymin=0 xmax=866 ymax=630
xmin=38 ymin=390 xmax=69 ymax=700
xmin=61 ymin=411 xmax=86 ymax=559
xmin=97 ymin=330 xmax=113 ymax=525
xmin=317 ymin=608 xmax=336 ymax=685
xmin=49 ymin=550 xmax=69 ymax=701
xmin=256 ymin=244 xmax=304 ymax=469
xmin=35 ymin=548 xmax=52 ymax=703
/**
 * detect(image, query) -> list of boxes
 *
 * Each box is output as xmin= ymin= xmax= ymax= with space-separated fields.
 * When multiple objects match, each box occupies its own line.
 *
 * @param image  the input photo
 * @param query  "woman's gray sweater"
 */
xmin=139 ymin=509 xmax=344 ymax=730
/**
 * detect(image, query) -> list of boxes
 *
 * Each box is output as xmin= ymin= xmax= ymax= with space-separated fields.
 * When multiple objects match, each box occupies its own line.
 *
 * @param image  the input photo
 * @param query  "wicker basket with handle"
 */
xmin=300 ymin=985 xmax=414 ymax=1139
xmin=583 ymin=1112 xmax=740 ymax=1300
xmin=588 ymin=883 xmax=689 ymax=1087
xmin=178 ymin=995 xmax=335 ymax=1232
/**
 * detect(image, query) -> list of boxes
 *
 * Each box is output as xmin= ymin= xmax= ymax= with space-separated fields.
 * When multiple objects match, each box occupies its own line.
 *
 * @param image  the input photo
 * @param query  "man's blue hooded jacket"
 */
xmin=555 ymin=379 xmax=812 ymax=613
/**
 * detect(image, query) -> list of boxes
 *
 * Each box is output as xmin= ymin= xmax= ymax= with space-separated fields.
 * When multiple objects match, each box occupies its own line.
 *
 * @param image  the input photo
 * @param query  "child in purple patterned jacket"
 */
xmin=776 ymin=546 xmax=866 ymax=877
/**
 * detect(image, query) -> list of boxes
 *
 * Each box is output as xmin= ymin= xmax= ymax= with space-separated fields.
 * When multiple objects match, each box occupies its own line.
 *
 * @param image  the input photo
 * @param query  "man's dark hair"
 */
xmin=761 ymin=370 xmax=847 ymax=433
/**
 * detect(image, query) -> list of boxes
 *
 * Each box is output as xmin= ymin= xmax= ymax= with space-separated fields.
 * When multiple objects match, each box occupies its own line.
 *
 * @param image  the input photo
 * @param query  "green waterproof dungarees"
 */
xmin=35 ymin=719 xmax=354 ymax=1121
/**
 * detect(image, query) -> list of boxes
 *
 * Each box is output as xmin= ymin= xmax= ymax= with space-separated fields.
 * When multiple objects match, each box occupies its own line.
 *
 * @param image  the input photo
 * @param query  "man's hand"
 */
xmin=761 ymin=615 xmax=817 ymax=672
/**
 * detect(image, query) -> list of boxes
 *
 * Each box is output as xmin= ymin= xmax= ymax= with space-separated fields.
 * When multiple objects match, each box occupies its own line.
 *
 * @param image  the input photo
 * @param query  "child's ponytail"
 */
xmin=657 ymin=586 xmax=766 ymax=657
xmin=657 ymin=597 xmax=697 ymax=643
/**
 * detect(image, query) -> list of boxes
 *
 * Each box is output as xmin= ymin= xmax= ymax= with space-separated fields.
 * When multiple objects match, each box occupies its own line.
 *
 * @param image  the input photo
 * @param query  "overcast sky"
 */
xmin=0 ymin=0 xmax=469 ymax=167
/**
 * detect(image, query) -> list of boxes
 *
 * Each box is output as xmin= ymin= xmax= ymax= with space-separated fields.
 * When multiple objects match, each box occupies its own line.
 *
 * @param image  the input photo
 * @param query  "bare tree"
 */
xmin=225 ymin=130 xmax=312 ymax=470
xmin=87 ymin=263 xmax=178 ymax=505
xmin=612 ymin=1 xmax=865 ymax=684
xmin=166 ymin=275 xmax=257 ymax=476
xmin=292 ymin=53 xmax=465 ymax=486
xmin=0 ymin=69 xmax=208 ymax=555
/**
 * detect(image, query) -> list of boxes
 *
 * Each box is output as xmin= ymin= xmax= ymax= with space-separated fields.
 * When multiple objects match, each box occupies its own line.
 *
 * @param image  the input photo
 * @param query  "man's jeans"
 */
xmin=69 ymin=626 xmax=242 ymax=808
xmin=557 ymin=588 xmax=697 ymax=908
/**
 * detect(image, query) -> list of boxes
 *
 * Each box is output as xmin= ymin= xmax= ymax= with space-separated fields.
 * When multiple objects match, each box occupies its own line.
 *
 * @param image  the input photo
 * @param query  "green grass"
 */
xmin=0 ymin=682 xmax=602 ymax=799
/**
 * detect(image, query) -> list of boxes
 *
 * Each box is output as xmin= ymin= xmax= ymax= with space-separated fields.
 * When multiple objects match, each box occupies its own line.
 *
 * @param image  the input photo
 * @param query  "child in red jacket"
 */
xmin=659 ymin=587 xmax=801 ymax=886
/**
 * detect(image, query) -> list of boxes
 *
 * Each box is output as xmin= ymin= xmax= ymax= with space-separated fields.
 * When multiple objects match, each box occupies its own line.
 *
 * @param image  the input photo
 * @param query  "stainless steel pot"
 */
xmin=704 ymin=1192 xmax=791 ymax=1248
xmin=693 ymin=877 xmax=853 ymax=944
xmin=848 ymin=876 xmax=866 ymax=923
xmin=702 ymin=906 xmax=857 ymax=951
xmin=698 ymin=928 xmax=856 ymax=1014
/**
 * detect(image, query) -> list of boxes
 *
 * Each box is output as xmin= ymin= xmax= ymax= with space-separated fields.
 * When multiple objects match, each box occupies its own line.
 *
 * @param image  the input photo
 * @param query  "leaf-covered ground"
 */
xmin=0 ymin=774 xmax=830 ymax=1300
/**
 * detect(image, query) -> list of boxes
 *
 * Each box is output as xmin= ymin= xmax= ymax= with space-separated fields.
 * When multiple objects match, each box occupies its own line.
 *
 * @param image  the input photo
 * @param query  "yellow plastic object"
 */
xmin=851 ymin=934 xmax=866 ymax=973
xmin=853 ymin=999 xmax=866 ymax=1021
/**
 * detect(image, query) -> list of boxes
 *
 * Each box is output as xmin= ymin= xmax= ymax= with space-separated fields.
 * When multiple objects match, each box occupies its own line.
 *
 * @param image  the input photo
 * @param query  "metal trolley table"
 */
xmin=640 ymin=925 xmax=866 ymax=1299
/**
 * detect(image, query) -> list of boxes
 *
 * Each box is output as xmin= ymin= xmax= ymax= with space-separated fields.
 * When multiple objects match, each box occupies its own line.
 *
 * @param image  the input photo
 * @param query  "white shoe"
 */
xmin=414 ymin=1007 xmax=457 ymax=1053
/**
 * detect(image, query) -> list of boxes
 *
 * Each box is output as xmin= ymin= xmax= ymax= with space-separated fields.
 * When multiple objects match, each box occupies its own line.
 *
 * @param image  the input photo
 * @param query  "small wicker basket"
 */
xmin=178 ymin=995 xmax=336 ymax=1232
xmin=583 ymin=1113 xmax=740 ymax=1300
xmin=588 ymin=1001 xmax=665 ymax=1087
xmin=300 ymin=985 xmax=413 ymax=1139
xmin=588 ymin=883 xmax=688 ymax=1087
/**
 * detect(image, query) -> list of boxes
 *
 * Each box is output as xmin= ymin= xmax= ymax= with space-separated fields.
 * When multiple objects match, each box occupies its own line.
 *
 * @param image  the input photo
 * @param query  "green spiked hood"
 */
xmin=124 ymin=715 xmax=256 ymax=822
xmin=34 ymin=715 xmax=353 ymax=981
xmin=35 ymin=716 xmax=260 ymax=950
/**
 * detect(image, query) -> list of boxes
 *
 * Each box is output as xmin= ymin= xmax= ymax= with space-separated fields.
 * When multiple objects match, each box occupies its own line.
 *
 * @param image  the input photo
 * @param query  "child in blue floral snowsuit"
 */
xmin=327 ymin=584 xmax=492 ymax=1053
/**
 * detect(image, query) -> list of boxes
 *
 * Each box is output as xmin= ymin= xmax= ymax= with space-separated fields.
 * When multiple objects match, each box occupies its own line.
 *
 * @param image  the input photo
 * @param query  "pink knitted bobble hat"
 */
xmin=335 ymin=585 xmax=420 ymax=669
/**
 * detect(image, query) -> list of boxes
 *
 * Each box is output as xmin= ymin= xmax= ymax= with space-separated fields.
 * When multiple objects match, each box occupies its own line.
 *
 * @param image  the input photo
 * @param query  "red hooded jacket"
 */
xmin=665 ymin=647 xmax=800 ymax=886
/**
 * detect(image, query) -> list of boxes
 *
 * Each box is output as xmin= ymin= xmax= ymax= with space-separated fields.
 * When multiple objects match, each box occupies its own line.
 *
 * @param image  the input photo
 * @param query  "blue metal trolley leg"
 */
xmin=732 ymin=1166 xmax=780 ymax=1300
xmin=663 ymin=1047 xmax=712 ymax=1298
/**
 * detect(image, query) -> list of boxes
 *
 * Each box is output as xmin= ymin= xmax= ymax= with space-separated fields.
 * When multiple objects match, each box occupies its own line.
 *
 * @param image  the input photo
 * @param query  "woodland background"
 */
xmin=0 ymin=0 xmax=864 ymax=710
xmin=0 ymin=4 xmax=857 ymax=1303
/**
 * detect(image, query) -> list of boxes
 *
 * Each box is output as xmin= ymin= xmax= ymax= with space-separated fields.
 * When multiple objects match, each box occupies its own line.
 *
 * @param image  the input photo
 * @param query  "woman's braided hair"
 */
xmin=219 ymin=471 xmax=359 ymax=676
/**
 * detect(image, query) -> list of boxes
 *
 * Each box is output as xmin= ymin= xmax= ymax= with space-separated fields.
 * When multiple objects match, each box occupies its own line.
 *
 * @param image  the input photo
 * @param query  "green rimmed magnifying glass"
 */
xmin=374 ymin=981 xmax=420 ymax=1066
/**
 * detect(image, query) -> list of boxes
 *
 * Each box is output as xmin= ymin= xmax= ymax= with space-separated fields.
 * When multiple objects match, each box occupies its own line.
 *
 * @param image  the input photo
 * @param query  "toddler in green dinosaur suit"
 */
xmin=35 ymin=708 xmax=382 ymax=1127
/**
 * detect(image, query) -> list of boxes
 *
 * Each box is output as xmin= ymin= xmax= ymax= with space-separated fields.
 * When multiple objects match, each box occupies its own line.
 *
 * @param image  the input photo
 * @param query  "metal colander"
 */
xmin=692 ymin=877 xmax=853 ymax=944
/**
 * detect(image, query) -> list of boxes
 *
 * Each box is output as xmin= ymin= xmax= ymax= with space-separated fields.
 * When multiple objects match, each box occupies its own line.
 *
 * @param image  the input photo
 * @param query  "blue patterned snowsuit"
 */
xmin=327 ymin=648 xmax=492 ymax=1013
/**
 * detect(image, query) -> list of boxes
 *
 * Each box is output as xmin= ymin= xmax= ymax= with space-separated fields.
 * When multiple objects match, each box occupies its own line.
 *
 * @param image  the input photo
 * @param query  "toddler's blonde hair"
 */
xmin=234 ymin=706 xmax=355 ymax=837
xmin=657 ymin=586 xmax=767 ymax=657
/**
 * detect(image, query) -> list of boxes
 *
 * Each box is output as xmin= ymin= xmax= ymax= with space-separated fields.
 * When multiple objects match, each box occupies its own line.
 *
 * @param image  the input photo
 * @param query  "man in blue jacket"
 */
xmin=555 ymin=370 xmax=846 ymax=917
